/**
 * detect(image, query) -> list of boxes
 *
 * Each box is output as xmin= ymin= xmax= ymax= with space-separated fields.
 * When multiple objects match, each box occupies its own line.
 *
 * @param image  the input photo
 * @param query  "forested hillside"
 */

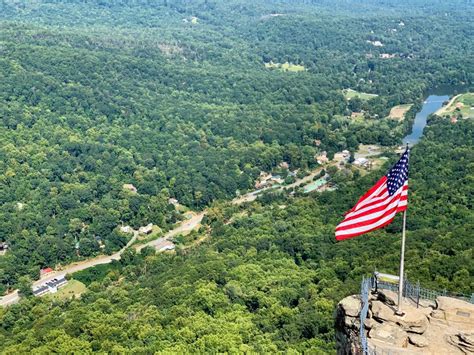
xmin=0 ymin=0 xmax=472 ymax=329
xmin=1 ymin=116 xmax=472 ymax=353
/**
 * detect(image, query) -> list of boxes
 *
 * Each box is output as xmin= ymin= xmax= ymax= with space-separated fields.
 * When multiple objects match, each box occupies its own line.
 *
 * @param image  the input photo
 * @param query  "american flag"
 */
xmin=335 ymin=148 xmax=409 ymax=241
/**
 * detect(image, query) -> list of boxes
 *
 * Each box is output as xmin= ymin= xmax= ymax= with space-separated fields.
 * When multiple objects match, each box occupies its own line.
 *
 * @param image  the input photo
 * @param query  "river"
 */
xmin=402 ymin=94 xmax=449 ymax=146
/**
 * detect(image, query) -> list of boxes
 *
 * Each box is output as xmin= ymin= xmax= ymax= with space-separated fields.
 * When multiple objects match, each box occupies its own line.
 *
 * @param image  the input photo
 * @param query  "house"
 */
xmin=168 ymin=198 xmax=179 ymax=205
xmin=316 ymin=151 xmax=329 ymax=165
xmin=255 ymin=180 xmax=269 ymax=189
xmin=367 ymin=40 xmax=383 ymax=47
xmin=334 ymin=151 xmax=349 ymax=161
xmin=33 ymin=277 xmax=68 ymax=297
xmin=123 ymin=184 xmax=137 ymax=193
xmin=353 ymin=158 xmax=369 ymax=167
xmin=255 ymin=172 xmax=273 ymax=189
xmin=120 ymin=226 xmax=134 ymax=234
xmin=159 ymin=244 xmax=175 ymax=252
xmin=351 ymin=112 xmax=364 ymax=119
xmin=271 ymin=175 xmax=284 ymax=184
xmin=139 ymin=223 xmax=153 ymax=235
xmin=279 ymin=161 xmax=290 ymax=170
xmin=451 ymin=116 xmax=458 ymax=124
xmin=0 ymin=242 xmax=8 ymax=251
xmin=40 ymin=267 xmax=54 ymax=276
xmin=379 ymin=53 xmax=396 ymax=59
xmin=314 ymin=139 xmax=322 ymax=146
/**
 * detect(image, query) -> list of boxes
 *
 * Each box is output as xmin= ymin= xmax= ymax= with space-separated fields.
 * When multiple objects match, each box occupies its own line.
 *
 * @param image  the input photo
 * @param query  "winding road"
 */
xmin=1 ymin=166 xmax=325 ymax=307
xmin=0 ymin=213 xmax=205 ymax=307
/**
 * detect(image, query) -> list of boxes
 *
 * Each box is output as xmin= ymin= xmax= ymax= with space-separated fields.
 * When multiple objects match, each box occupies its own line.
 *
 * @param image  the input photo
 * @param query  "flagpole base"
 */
xmin=395 ymin=310 xmax=405 ymax=317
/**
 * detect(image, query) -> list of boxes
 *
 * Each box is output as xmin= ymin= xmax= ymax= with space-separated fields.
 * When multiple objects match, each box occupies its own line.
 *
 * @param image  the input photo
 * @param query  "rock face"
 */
xmin=335 ymin=290 xmax=474 ymax=355
xmin=335 ymin=295 xmax=362 ymax=355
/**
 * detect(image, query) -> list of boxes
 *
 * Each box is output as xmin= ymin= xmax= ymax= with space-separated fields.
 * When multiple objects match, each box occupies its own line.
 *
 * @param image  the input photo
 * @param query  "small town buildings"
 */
xmin=123 ymin=184 xmax=137 ymax=193
xmin=316 ymin=151 xmax=329 ymax=165
xmin=33 ymin=277 xmax=67 ymax=297
xmin=139 ymin=223 xmax=153 ymax=235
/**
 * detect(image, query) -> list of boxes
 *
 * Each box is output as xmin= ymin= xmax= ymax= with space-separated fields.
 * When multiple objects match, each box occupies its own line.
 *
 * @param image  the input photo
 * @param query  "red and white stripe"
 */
xmin=335 ymin=176 xmax=408 ymax=241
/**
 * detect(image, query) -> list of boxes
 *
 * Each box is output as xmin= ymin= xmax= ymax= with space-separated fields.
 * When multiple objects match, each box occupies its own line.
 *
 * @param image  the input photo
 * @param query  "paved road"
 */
xmin=0 ymin=215 xmax=204 ymax=307
xmin=1 ymin=168 xmax=322 ymax=307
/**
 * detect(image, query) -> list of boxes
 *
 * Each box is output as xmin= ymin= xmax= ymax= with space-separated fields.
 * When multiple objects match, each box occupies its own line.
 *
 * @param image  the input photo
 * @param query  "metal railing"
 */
xmin=359 ymin=275 xmax=473 ymax=354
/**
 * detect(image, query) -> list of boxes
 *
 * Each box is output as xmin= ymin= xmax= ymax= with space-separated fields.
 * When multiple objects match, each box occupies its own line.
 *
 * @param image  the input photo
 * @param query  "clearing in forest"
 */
xmin=388 ymin=104 xmax=413 ymax=120
xmin=343 ymin=88 xmax=378 ymax=100
xmin=265 ymin=61 xmax=305 ymax=72
xmin=49 ymin=280 xmax=87 ymax=300
xmin=435 ymin=93 xmax=474 ymax=119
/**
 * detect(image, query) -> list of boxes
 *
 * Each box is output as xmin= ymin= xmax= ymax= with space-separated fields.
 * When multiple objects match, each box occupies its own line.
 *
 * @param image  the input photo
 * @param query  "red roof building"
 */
xmin=41 ymin=267 xmax=54 ymax=275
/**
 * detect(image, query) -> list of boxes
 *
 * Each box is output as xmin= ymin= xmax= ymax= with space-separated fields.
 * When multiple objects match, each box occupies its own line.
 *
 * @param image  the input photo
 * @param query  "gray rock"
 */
xmin=369 ymin=322 xmax=408 ymax=347
xmin=364 ymin=317 xmax=379 ymax=330
xmin=377 ymin=289 xmax=398 ymax=306
xmin=418 ymin=299 xmax=436 ymax=309
xmin=339 ymin=295 xmax=361 ymax=317
xmin=447 ymin=333 xmax=474 ymax=353
xmin=408 ymin=334 xmax=429 ymax=348
xmin=371 ymin=300 xmax=428 ymax=334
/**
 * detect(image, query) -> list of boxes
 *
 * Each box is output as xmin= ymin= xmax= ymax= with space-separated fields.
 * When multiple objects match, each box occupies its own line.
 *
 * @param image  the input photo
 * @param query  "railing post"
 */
xmin=416 ymin=281 xmax=420 ymax=308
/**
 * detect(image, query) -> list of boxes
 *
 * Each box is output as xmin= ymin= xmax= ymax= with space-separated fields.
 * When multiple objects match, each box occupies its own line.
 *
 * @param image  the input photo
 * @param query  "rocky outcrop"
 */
xmin=335 ymin=290 xmax=474 ymax=354
xmin=335 ymin=295 xmax=362 ymax=355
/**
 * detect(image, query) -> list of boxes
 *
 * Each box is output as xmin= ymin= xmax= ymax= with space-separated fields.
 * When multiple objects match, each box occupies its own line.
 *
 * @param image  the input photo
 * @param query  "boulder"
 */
xmin=364 ymin=317 xmax=379 ymax=330
xmin=408 ymin=334 xmax=429 ymax=348
xmin=435 ymin=296 xmax=474 ymax=329
xmin=436 ymin=296 xmax=472 ymax=312
xmin=339 ymin=295 xmax=362 ymax=317
xmin=418 ymin=299 xmax=436 ymax=309
xmin=371 ymin=300 xmax=396 ymax=322
xmin=447 ymin=333 xmax=474 ymax=353
xmin=371 ymin=300 xmax=428 ymax=334
xmin=369 ymin=323 xmax=408 ymax=347
xmin=377 ymin=289 xmax=398 ymax=306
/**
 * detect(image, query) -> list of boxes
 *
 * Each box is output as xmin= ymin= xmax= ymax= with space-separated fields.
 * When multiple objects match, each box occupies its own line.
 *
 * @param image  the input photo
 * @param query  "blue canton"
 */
xmin=386 ymin=149 xmax=409 ymax=196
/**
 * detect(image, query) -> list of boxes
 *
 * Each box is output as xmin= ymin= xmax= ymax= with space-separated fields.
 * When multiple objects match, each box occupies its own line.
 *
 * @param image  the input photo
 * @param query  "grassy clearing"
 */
xmin=436 ymin=93 xmax=474 ymax=119
xmin=265 ymin=61 xmax=305 ymax=72
xmin=343 ymin=88 xmax=379 ymax=100
xmin=388 ymin=104 xmax=413 ymax=120
xmin=49 ymin=280 xmax=87 ymax=300
xmin=134 ymin=225 xmax=164 ymax=245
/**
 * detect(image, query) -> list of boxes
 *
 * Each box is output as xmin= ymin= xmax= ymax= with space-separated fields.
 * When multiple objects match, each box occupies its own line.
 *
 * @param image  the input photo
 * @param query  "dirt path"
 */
xmin=434 ymin=94 xmax=460 ymax=116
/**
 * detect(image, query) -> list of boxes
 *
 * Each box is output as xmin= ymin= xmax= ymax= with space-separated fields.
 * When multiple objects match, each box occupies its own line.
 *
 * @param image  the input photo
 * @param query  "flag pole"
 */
xmin=397 ymin=144 xmax=409 ymax=315
xmin=396 ymin=209 xmax=407 ymax=315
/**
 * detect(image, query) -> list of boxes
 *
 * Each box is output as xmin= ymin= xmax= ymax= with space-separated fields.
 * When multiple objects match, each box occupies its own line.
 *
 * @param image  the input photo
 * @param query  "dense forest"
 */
xmin=0 ymin=0 xmax=473 ymax=349
xmin=0 ymin=116 xmax=472 ymax=353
